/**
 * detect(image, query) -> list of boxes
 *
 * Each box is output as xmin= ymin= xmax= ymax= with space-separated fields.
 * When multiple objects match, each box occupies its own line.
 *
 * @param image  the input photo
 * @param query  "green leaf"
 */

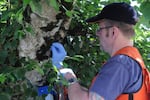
xmin=29 ymin=1 xmax=42 ymax=14
xmin=64 ymin=0 xmax=73 ymax=2
xmin=8 ymin=73 xmax=17 ymax=82
xmin=140 ymin=2 xmax=150 ymax=20
xmin=14 ymin=30 xmax=25 ymax=40
xmin=35 ymin=66 xmax=44 ymax=76
xmin=49 ymin=0 xmax=59 ymax=11
xmin=1 ymin=10 xmax=11 ymax=21
xmin=23 ymin=0 xmax=31 ymax=6
xmin=67 ymin=55 xmax=84 ymax=61
xmin=16 ymin=8 xmax=23 ymax=24
xmin=13 ymin=69 xmax=25 ymax=80
xmin=140 ymin=2 xmax=150 ymax=27
xmin=0 ymin=74 xmax=6 ymax=83
xmin=65 ymin=10 xmax=73 ymax=17
xmin=25 ymin=26 xmax=33 ymax=33
xmin=24 ymin=24 xmax=34 ymax=35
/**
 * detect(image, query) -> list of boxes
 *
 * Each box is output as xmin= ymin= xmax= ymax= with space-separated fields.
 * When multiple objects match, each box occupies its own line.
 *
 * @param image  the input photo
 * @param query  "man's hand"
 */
xmin=51 ymin=42 xmax=67 ymax=69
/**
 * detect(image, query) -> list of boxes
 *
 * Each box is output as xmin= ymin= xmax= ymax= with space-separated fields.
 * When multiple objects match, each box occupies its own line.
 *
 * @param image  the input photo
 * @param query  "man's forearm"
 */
xmin=60 ymin=68 xmax=104 ymax=100
xmin=67 ymin=82 xmax=105 ymax=100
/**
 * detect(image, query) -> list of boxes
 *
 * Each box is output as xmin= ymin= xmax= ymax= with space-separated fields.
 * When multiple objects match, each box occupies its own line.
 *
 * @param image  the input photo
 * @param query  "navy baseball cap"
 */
xmin=86 ymin=2 xmax=138 ymax=25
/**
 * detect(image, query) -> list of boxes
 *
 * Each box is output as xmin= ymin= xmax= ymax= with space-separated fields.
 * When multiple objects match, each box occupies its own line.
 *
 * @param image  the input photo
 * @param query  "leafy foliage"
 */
xmin=0 ymin=0 xmax=150 ymax=99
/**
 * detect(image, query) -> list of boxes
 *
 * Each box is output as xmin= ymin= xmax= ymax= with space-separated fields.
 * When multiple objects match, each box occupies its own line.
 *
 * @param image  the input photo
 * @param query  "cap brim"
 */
xmin=85 ymin=14 xmax=103 ymax=23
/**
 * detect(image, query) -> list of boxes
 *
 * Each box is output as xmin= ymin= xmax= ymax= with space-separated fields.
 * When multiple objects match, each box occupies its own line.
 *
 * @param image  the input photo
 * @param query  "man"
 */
xmin=51 ymin=2 xmax=150 ymax=100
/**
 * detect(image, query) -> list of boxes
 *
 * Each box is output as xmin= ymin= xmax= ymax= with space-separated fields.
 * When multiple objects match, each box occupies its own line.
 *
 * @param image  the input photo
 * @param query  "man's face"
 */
xmin=96 ymin=22 xmax=114 ymax=54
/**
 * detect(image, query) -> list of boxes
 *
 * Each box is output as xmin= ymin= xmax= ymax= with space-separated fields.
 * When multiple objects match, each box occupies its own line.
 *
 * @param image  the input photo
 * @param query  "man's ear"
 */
xmin=112 ymin=26 xmax=119 ymax=39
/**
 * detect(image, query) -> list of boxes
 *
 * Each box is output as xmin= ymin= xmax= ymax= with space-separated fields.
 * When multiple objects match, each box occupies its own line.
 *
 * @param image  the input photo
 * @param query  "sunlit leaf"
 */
xmin=65 ymin=10 xmax=73 ymax=17
xmin=66 ymin=55 xmax=84 ymax=61
xmin=35 ymin=66 xmax=44 ymax=76
xmin=64 ymin=0 xmax=73 ymax=2
xmin=16 ymin=8 xmax=23 ymax=24
xmin=0 ymin=74 xmax=6 ymax=83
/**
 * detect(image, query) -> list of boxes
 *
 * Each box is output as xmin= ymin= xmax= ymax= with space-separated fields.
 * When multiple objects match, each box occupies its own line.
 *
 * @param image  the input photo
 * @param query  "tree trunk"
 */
xmin=20 ymin=0 xmax=75 ymax=99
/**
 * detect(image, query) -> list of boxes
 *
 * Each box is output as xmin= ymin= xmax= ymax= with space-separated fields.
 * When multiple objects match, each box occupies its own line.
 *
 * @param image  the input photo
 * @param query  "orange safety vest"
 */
xmin=113 ymin=46 xmax=150 ymax=100
xmin=91 ymin=46 xmax=150 ymax=100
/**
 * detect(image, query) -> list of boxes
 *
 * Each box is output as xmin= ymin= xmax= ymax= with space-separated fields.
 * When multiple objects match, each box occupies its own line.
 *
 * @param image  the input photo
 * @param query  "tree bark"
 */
xmin=18 ymin=0 xmax=75 ymax=61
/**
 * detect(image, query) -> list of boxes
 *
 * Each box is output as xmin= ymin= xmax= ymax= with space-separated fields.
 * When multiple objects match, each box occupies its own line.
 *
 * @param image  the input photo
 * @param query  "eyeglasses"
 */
xmin=96 ymin=26 xmax=113 ymax=33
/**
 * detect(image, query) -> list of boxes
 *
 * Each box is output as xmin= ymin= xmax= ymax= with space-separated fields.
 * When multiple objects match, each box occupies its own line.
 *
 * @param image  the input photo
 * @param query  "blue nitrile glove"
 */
xmin=51 ymin=42 xmax=67 ymax=69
